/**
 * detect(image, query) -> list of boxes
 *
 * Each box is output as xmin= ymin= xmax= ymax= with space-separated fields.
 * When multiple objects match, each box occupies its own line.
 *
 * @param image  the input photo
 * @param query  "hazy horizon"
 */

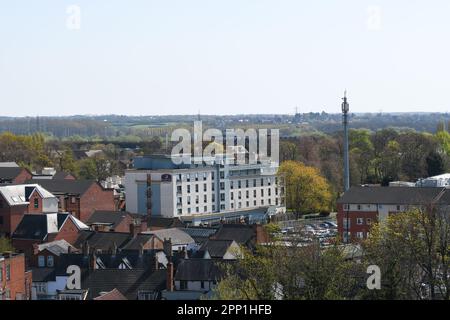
xmin=1 ymin=1 xmax=450 ymax=116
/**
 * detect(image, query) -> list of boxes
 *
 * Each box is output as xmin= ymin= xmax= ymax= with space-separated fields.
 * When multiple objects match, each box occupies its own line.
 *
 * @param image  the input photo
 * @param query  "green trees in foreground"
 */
xmin=212 ymin=208 xmax=450 ymax=300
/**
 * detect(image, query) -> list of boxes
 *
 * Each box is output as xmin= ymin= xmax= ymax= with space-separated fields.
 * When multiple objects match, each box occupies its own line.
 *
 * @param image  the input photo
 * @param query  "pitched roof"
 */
xmin=12 ymin=213 xmax=88 ymax=241
xmin=86 ymin=211 xmax=130 ymax=229
xmin=74 ymin=231 xmax=132 ymax=252
xmin=38 ymin=239 xmax=77 ymax=256
xmin=147 ymin=217 xmax=184 ymax=229
xmin=174 ymin=259 xmax=230 ymax=281
xmin=0 ymin=184 xmax=55 ymax=206
xmin=337 ymin=186 xmax=446 ymax=205
xmin=0 ymin=162 xmax=19 ymax=168
xmin=199 ymin=240 xmax=235 ymax=259
xmin=24 ymin=179 xmax=98 ymax=196
xmin=53 ymin=171 xmax=75 ymax=180
xmin=142 ymin=228 xmax=195 ymax=245
xmin=81 ymin=269 xmax=166 ymax=300
xmin=0 ymin=167 xmax=25 ymax=180
xmin=93 ymin=288 xmax=128 ymax=300
xmin=121 ymin=234 xmax=153 ymax=251
xmin=181 ymin=227 xmax=219 ymax=241
xmin=212 ymin=224 xmax=256 ymax=245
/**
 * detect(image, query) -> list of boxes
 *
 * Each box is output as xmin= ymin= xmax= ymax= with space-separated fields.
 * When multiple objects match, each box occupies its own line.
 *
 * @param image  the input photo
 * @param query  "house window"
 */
xmin=200 ymin=281 xmax=205 ymax=289
xmin=396 ymin=205 xmax=401 ymax=211
xmin=367 ymin=218 xmax=372 ymax=225
xmin=47 ymin=256 xmax=54 ymax=267
xmin=343 ymin=218 xmax=351 ymax=229
xmin=180 ymin=281 xmax=188 ymax=290
xmin=357 ymin=218 xmax=364 ymax=225
xmin=357 ymin=205 xmax=361 ymax=210
xmin=38 ymin=256 xmax=45 ymax=267
xmin=356 ymin=232 xmax=364 ymax=239
xmin=71 ymin=197 xmax=76 ymax=204
xmin=6 ymin=264 xmax=10 ymax=280
xmin=0 ymin=267 xmax=2 ymax=281
xmin=34 ymin=198 xmax=39 ymax=209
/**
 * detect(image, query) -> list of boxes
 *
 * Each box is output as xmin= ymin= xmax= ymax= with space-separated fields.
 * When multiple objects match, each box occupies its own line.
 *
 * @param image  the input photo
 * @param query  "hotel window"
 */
xmin=246 ymin=190 xmax=249 ymax=198
xmin=220 ymin=204 xmax=225 ymax=210
xmin=357 ymin=218 xmax=364 ymax=225
xmin=220 ymin=171 xmax=224 ymax=179
xmin=195 ymin=184 xmax=199 ymax=193
xmin=275 ymin=198 xmax=279 ymax=205
xmin=238 ymin=202 xmax=242 ymax=209
xmin=254 ymin=200 xmax=257 ymax=206
xmin=261 ymin=178 xmax=264 ymax=186
xmin=187 ymin=196 xmax=191 ymax=205
xmin=177 ymin=197 xmax=182 ymax=205
xmin=204 ymin=206 xmax=207 ymax=212
xmin=238 ymin=180 xmax=241 ymax=188
xmin=253 ymin=190 xmax=257 ymax=197
xmin=203 ymin=184 xmax=207 ymax=192
xmin=246 ymin=201 xmax=249 ymax=207
xmin=212 ymin=183 xmax=215 ymax=191
xmin=188 ymin=208 xmax=191 ymax=214
xmin=231 ymin=203 xmax=234 ymax=209
xmin=246 ymin=180 xmax=249 ymax=188
xmin=220 ymin=193 xmax=225 ymax=201
xmin=261 ymin=199 xmax=264 ymax=205
xmin=238 ymin=191 xmax=241 ymax=200
xmin=212 ymin=194 xmax=215 ymax=202
xmin=187 ymin=185 xmax=191 ymax=193
xmin=268 ymin=189 xmax=271 ymax=196
xmin=267 ymin=178 xmax=271 ymax=186
xmin=195 ymin=196 xmax=199 ymax=204
xmin=268 ymin=199 xmax=271 ymax=205
xmin=220 ymin=182 xmax=225 ymax=190
xmin=203 ymin=173 xmax=207 ymax=181
xmin=211 ymin=172 xmax=215 ymax=180
xmin=187 ymin=174 xmax=190 ymax=182
xmin=204 ymin=195 xmax=207 ymax=202
xmin=196 ymin=207 xmax=199 ymax=213
xmin=230 ymin=181 xmax=234 ymax=189
xmin=231 ymin=192 xmax=234 ymax=200
xmin=177 ymin=209 xmax=182 ymax=215
xmin=253 ymin=179 xmax=257 ymax=187
xmin=177 ymin=186 xmax=182 ymax=194
xmin=212 ymin=205 xmax=215 ymax=211
xmin=195 ymin=173 xmax=199 ymax=181
xmin=261 ymin=189 xmax=264 ymax=197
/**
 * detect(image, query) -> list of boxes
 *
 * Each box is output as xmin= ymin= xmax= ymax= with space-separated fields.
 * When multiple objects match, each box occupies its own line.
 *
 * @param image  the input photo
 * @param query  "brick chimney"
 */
xmin=89 ymin=250 xmax=97 ymax=270
xmin=130 ymin=223 xmax=141 ymax=237
xmin=32 ymin=243 xmax=40 ymax=255
xmin=166 ymin=261 xmax=174 ymax=292
xmin=163 ymin=238 xmax=173 ymax=258
xmin=253 ymin=224 xmax=269 ymax=244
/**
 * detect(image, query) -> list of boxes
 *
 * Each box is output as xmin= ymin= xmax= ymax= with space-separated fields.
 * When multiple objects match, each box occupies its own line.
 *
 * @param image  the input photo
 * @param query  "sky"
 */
xmin=0 ymin=0 xmax=450 ymax=116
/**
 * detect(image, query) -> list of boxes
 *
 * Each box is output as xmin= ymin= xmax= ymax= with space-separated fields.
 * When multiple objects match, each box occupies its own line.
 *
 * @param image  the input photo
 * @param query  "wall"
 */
xmin=79 ymin=183 xmax=115 ymax=222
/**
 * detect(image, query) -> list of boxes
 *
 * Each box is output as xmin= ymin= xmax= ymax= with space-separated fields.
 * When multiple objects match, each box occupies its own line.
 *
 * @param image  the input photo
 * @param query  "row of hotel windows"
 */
xmin=177 ymin=190 xmax=277 ymax=206
xmin=176 ymin=172 xmax=213 ymax=182
xmin=177 ymin=180 xmax=278 ymax=194
xmin=176 ymin=198 xmax=279 ymax=215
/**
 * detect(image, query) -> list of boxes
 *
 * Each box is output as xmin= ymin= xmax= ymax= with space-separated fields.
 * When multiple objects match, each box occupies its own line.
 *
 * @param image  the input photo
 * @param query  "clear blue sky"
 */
xmin=1 ymin=1 xmax=449 ymax=116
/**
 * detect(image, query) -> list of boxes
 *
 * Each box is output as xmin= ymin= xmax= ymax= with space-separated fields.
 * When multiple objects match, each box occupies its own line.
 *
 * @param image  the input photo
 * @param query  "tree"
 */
xmin=278 ymin=161 xmax=333 ymax=217
xmin=0 ymin=237 xmax=14 ymax=252
xmin=78 ymin=155 xmax=118 ymax=182
xmin=426 ymin=151 xmax=446 ymax=177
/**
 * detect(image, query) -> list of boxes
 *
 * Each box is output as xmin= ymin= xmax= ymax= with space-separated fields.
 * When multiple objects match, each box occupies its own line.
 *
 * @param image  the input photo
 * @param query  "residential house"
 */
xmin=12 ymin=213 xmax=89 ymax=259
xmin=86 ymin=210 xmax=135 ymax=233
xmin=26 ymin=179 xmax=115 ymax=222
xmin=30 ymin=239 xmax=78 ymax=268
xmin=197 ymin=239 xmax=241 ymax=260
xmin=210 ymin=223 xmax=269 ymax=250
xmin=0 ymin=167 xmax=32 ymax=184
xmin=0 ymin=184 xmax=58 ymax=237
xmin=146 ymin=217 xmax=184 ymax=231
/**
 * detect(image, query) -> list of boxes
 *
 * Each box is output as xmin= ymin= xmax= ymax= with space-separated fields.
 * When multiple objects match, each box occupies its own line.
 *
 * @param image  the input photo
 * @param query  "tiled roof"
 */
xmin=0 ymin=167 xmax=24 ymax=180
xmin=147 ymin=217 xmax=184 ymax=229
xmin=212 ymin=224 xmax=256 ymax=245
xmin=142 ymin=228 xmax=195 ymax=246
xmin=86 ymin=211 xmax=130 ymax=229
xmin=82 ymin=269 xmax=166 ymax=300
xmin=25 ymin=179 xmax=98 ymax=195
xmin=174 ymin=259 xmax=231 ymax=281
xmin=121 ymin=234 xmax=153 ymax=251
xmin=199 ymin=240 xmax=235 ymax=259
xmin=93 ymin=288 xmax=128 ymax=300
xmin=74 ymin=231 xmax=132 ymax=252
xmin=337 ymin=186 xmax=446 ymax=204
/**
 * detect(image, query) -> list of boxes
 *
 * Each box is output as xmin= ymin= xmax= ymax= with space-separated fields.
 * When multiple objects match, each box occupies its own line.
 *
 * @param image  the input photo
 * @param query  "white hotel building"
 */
xmin=125 ymin=153 xmax=285 ymax=225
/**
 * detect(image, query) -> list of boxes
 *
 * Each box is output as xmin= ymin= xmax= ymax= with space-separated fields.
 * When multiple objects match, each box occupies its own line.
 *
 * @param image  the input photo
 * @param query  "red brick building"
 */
xmin=86 ymin=210 xmax=135 ymax=233
xmin=0 ymin=184 xmax=58 ymax=237
xmin=336 ymin=186 xmax=446 ymax=243
xmin=0 ymin=253 xmax=32 ymax=300
xmin=27 ymin=180 xmax=116 ymax=222
xmin=0 ymin=167 xmax=32 ymax=184
xmin=12 ymin=213 xmax=90 ymax=260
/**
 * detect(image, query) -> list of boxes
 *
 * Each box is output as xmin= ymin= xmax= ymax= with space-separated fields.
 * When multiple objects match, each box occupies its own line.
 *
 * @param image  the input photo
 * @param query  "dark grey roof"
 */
xmin=53 ymin=171 xmax=75 ymax=180
xmin=74 ymin=231 xmax=132 ymax=252
xmin=12 ymin=213 xmax=69 ymax=241
xmin=121 ymin=234 xmax=153 ymax=251
xmin=86 ymin=211 xmax=130 ymax=229
xmin=212 ymin=224 xmax=256 ymax=245
xmin=0 ymin=167 xmax=25 ymax=180
xmin=81 ymin=269 xmax=166 ymax=300
xmin=199 ymin=240 xmax=234 ymax=259
xmin=147 ymin=217 xmax=184 ymax=229
xmin=174 ymin=259 xmax=230 ymax=281
xmin=182 ymin=227 xmax=218 ymax=239
xmin=337 ymin=186 xmax=446 ymax=205
xmin=24 ymin=179 xmax=98 ymax=195
xmin=31 ymin=268 xmax=56 ymax=282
